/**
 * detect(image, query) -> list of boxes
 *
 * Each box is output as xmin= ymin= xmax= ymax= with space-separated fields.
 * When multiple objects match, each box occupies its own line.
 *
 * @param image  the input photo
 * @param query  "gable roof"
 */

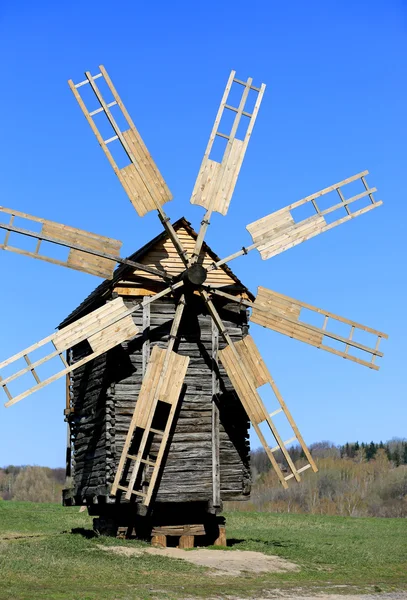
xmin=59 ymin=217 xmax=253 ymax=328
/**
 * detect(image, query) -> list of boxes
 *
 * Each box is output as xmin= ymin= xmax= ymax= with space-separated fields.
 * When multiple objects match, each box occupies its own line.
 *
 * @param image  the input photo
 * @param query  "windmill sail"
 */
xmin=0 ymin=206 xmax=122 ymax=279
xmin=68 ymin=66 xmax=172 ymax=218
xmin=112 ymin=296 xmax=188 ymax=506
xmin=219 ymin=335 xmax=318 ymax=487
xmin=111 ymin=345 xmax=189 ymax=506
xmin=190 ymin=71 xmax=265 ymax=217
xmin=251 ymin=286 xmax=387 ymax=370
xmin=0 ymin=298 xmax=139 ymax=407
xmin=246 ymin=171 xmax=381 ymax=260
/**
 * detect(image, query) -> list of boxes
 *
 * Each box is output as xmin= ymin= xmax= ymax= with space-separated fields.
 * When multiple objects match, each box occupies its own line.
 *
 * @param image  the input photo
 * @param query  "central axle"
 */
xmin=183 ymin=264 xmax=207 ymax=287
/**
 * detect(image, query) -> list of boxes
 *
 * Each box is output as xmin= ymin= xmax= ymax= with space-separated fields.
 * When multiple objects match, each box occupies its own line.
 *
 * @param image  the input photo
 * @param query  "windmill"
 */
xmin=0 ymin=66 xmax=387 ymax=527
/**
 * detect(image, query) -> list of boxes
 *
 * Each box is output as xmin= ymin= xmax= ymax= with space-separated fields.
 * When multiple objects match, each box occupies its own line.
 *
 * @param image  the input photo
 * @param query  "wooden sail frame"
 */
xmin=0 ymin=206 xmax=170 ymax=280
xmin=190 ymin=72 xmax=265 ymax=217
xmin=0 ymin=282 xmax=184 ymax=408
xmin=250 ymin=287 xmax=388 ymax=370
xmin=206 ymin=286 xmax=387 ymax=371
xmin=190 ymin=72 xmax=265 ymax=262
xmin=0 ymin=298 xmax=139 ymax=407
xmin=208 ymin=171 xmax=382 ymax=271
xmin=246 ymin=171 xmax=381 ymax=260
xmin=68 ymin=66 xmax=190 ymax=268
xmin=111 ymin=295 xmax=188 ymax=506
xmin=68 ymin=67 xmax=172 ymax=218
xmin=200 ymin=290 xmax=317 ymax=488
xmin=0 ymin=206 xmax=122 ymax=279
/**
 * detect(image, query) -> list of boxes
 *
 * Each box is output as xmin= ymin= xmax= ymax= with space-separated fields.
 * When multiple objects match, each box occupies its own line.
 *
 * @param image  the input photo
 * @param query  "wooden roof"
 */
xmin=59 ymin=217 xmax=252 ymax=328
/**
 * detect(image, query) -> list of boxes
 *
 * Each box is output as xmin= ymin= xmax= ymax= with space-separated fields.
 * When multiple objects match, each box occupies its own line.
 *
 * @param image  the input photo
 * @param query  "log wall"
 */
xmin=67 ymin=294 xmax=251 ymax=507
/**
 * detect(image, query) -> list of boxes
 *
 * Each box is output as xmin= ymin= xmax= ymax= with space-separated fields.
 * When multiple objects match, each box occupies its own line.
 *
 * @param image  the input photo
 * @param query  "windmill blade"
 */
xmin=200 ymin=290 xmax=317 ymax=487
xmin=68 ymin=66 xmax=172 ymax=218
xmin=206 ymin=286 xmax=388 ymax=371
xmin=190 ymin=72 xmax=265 ymax=217
xmin=69 ymin=66 xmax=191 ymax=268
xmin=0 ymin=206 xmax=170 ymax=281
xmin=190 ymin=71 xmax=265 ymax=261
xmin=111 ymin=295 xmax=188 ymax=506
xmin=0 ymin=298 xmax=139 ymax=407
xmin=250 ymin=286 xmax=388 ymax=370
xmin=246 ymin=171 xmax=381 ymax=260
xmin=0 ymin=281 xmax=184 ymax=408
xmin=0 ymin=206 xmax=122 ymax=279
xmin=208 ymin=171 xmax=382 ymax=272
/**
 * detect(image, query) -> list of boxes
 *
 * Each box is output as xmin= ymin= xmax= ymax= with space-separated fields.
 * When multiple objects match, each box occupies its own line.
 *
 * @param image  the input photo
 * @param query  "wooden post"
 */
xmin=151 ymin=534 xmax=167 ymax=548
xmin=179 ymin=535 xmax=194 ymax=549
xmin=142 ymin=301 xmax=151 ymax=494
xmin=211 ymin=319 xmax=221 ymax=508
xmin=65 ymin=363 xmax=72 ymax=483
xmin=214 ymin=525 xmax=227 ymax=547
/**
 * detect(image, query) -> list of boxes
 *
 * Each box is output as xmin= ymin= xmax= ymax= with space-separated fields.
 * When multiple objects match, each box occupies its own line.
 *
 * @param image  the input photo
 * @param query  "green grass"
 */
xmin=0 ymin=501 xmax=406 ymax=600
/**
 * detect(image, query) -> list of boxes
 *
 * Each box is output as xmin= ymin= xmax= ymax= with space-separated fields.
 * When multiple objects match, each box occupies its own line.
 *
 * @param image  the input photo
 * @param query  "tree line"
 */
xmin=0 ymin=466 xmax=65 ymax=503
xmin=2 ymin=439 xmax=406 ymax=516
xmin=227 ymin=438 xmax=407 ymax=518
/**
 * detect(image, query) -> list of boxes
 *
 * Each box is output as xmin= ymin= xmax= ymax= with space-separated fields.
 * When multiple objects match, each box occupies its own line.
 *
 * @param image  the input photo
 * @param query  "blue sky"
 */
xmin=0 ymin=0 xmax=405 ymax=467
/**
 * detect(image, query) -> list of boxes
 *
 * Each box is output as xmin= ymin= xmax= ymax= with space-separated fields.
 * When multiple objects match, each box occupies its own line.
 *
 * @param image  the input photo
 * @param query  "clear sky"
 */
xmin=0 ymin=0 xmax=405 ymax=468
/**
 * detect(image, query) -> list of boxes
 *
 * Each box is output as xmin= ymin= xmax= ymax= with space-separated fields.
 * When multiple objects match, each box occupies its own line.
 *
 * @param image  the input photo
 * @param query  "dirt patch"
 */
xmin=97 ymin=544 xmax=299 ymax=576
xmin=0 ymin=532 xmax=47 ymax=541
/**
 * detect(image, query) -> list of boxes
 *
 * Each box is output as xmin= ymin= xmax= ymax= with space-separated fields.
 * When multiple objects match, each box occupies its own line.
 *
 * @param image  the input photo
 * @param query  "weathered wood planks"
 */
xmin=251 ymin=286 xmax=387 ymax=370
xmin=68 ymin=66 xmax=172 ymax=218
xmin=131 ymin=225 xmax=237 ymax=287
xmin=0 ymin=298 xmax=139 ymax=407
xmin=218 ymin=335 xmax=317 ymax=488
xmin=190 ymin=72 xmax=265 ymax=216
xmin=66 ymin=296 xmax=251 ymax=506
xmin=111 ymin=296 xmax=190 ymax=506
xmin=246 ymin=171 xmax=382 ymax=259
xmin=0 ymin=206 xmax=122 ymax=279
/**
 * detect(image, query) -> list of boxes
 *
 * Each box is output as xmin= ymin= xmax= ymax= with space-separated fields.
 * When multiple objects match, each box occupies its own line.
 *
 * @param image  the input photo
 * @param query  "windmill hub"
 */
xmin=184 ymin=263 xmax=207 ymax=287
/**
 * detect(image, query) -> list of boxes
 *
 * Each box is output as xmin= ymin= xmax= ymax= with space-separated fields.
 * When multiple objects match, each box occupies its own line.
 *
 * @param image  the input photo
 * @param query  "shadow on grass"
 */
xmin=70 ymin=527 xmax=98 ymax=539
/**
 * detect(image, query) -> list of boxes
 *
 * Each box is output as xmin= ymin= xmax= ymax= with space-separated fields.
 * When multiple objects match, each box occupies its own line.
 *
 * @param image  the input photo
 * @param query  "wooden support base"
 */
xmin=92 ymin=506 xmax=226 ymax=548
xmin=151 ymin=533 xmax=167 ymax=548
xmin=151 ymin=524 xmax=207 ymax=549
xmin=179 ymin=534 xmax=194 ymax=549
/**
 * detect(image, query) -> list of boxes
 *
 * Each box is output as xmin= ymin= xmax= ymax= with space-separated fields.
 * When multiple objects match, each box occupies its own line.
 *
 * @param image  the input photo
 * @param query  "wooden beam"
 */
xmin=207 ymin=172 xmax=382 ymax=271
xmin=207 ymin=286 xmax=387 ymax=371
xmin=190 ymin=71 xmax=265 ymax=261
xmin=1 ymin=282 xmax=182 ymax=407
xmin=199 ymin=290 xmax=314 ymax=487
xmin=1 ymin=298 xmax=139 ymax=407
xmin=69 ymin=67 xmax=191 ymax=268
xmin=246 ymin=172 xmax=382 ymax=260
xmin=111 ymin=294 xmax=189 ymax=506
xmin=211 ymin=319 xmax=221 ymax=508
xmin=0 ymin=207 xmax=169 ymax=280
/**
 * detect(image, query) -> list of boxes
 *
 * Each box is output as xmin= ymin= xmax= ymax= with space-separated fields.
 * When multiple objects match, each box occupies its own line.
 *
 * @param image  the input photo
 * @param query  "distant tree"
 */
xmin=13 ymin=467 xmax=55 ymax=503
xmin=354 ymin=447 xmax=366 ymax=463
xmin=366 ymin=441 xmax=378 ymax=461
xmin=392 ymin=449 xmax=402 ymax=468
xmin=341 ymin=443 xmax=350 ymax=458
xmin=309 ymin=441 xmax=339 ymax=459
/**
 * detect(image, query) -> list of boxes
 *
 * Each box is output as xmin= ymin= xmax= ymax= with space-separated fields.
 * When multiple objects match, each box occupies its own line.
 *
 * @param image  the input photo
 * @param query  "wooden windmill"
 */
xmin=0 ymin=66 xmax=387 ymax=542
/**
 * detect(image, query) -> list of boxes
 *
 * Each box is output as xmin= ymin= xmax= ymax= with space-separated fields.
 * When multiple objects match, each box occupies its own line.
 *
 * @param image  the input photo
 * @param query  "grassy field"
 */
xmin=0 ymin=501 xmax=406 ymax=600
